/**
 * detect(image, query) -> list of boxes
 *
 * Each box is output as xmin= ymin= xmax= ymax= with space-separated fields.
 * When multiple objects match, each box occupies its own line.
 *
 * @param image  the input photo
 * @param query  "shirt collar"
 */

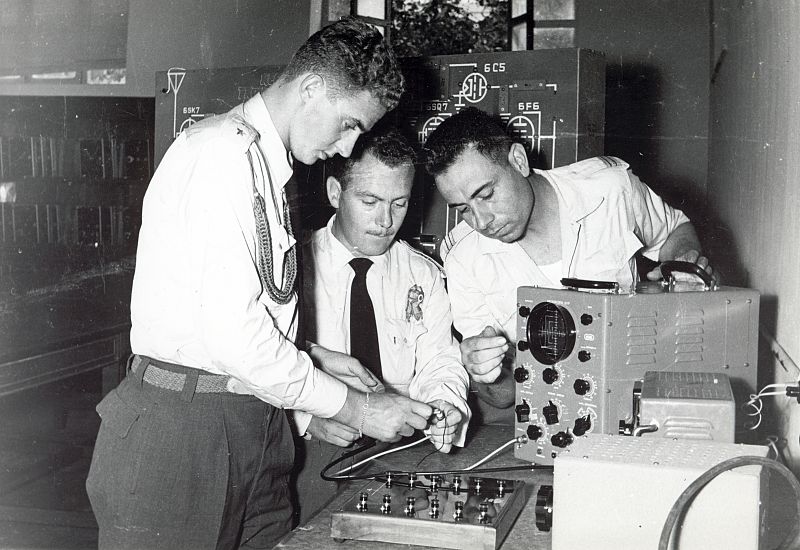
xmin=535 ymin=168 xmax=605 ymax=224
xmin=323 ymin=215 xmax=389 ymax=272
xmin=242 ymin=94 xmax=294 ymax=190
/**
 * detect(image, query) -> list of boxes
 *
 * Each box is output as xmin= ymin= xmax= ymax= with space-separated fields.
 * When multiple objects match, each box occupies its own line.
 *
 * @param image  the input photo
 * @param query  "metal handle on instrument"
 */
xmin=659 ymin=260 xmax=716 ymax=290
xmin=560 ymin=278 xmax=619 ymax=292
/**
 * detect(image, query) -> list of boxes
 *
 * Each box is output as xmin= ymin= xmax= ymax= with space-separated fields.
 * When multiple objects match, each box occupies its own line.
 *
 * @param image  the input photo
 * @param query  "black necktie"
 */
xmin=349 ymin=258 xmax=382 ymax=380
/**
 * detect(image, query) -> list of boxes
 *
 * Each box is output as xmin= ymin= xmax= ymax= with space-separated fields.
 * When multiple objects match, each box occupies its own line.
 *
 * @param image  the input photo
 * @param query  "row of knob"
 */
xmin=514 ymin=366 xmax=592 ymax=395
xmin=358 ymin=493 xmax=492 ymax=523
xmin=515 ymin=401 xmax=592 ymax=447
xmin=382 ymin=474 xmax=506 ymax=497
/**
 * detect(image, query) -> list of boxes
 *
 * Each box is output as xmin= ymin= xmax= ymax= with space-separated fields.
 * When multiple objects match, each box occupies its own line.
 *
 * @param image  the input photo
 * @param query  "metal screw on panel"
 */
xmin=405 ymin=496 xmax=416 ymax=517
xmin=381 ymin=494 xmax=392 ymax=515
xmin=453 ymin=501 xmax=464 ymax=521
xmin=357 ymin=492 xmax=368 ymax=512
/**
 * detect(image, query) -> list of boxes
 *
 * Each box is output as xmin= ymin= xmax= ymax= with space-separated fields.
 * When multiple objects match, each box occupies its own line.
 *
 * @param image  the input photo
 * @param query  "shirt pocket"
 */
xmin=579 ymin=229 xmax=643 ymax=280
xmin=384 ymin=319 xmax=428 ymax=388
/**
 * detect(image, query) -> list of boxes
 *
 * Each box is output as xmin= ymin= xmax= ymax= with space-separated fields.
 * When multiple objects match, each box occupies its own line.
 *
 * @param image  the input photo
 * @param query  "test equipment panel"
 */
xmin=154 ymin=65 xmax=284 ymax=166
xmin=330 ymin=475 xmax=526 ymax=550
xmin=513 ymin=272 xmax=760 ymax=465
xmin=154 ymin=50 xmax=606 ymax=255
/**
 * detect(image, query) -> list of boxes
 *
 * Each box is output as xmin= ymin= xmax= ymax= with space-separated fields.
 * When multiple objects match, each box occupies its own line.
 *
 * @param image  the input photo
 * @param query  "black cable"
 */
xmin=320 ymin=436 xmax=376 ymax=481
xmin=327 ymin=463 xmax=551 ymax=483
xmin=320 ymin=428 xmax=553 ymax=483
xmin=391 ymin=465 xmax=552 ymax=477
xmin=658 ymin=455 xmax=800 ymax=550
xmin=416 ymin=409 xmax=450 ymax=466
xmin=416 ymin=448 xmax=438 ymax=467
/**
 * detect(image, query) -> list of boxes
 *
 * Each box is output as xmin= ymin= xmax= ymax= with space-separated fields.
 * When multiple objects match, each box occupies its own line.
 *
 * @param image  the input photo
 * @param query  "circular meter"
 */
xmin=526 ymin=302 xmax=577 ymax=365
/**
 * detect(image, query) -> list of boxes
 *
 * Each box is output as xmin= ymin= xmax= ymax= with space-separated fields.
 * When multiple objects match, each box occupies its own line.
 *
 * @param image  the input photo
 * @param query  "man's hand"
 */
xmin=648 ymin=223 xmax=718 ymax=285
xmin=460 ymin=326 xmax=509 ymax=384
xmin=359 ymin=392 xmax=432 ymax=442
xmin=308 ymin=345 xmax=384 ymax=393
xmin=426 ymin=399 xmax=463 ymax=454
xmin=306 ymin=416 xmax=361 ymax=447
xmin=646 ymin=249 xmax=718 ymax=284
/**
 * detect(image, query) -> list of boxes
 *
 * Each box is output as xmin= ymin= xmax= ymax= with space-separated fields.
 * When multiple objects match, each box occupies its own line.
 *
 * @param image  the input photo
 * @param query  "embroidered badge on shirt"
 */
xmin=405 ymin=285 xmax=425 ymax=322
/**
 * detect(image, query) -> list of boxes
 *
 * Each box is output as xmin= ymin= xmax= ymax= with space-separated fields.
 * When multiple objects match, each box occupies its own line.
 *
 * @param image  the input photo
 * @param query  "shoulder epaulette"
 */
xmin=566 ymin=155 xmax=630 ymax=177
xmin=398 ymin=240 xmax=444 ymax=272
xmin=439 ymin=220 xmax=475 ymax=264
xmin=184 ymin=112 xmax=259 ymax=153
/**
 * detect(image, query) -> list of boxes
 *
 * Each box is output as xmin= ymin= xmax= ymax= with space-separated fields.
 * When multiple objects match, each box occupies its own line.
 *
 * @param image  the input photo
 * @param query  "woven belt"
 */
xmin=134 ymin=356 xmax=231 ymax=393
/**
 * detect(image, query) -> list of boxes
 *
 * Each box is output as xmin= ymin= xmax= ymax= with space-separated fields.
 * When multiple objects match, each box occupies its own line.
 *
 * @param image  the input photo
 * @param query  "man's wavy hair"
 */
xmin=422 ymin=107 xmax=513 ymax=177
xmin=326 ymin=121 xmax=417 ymax=189
xmin=282 ymin=17 xmax=404 ymax=111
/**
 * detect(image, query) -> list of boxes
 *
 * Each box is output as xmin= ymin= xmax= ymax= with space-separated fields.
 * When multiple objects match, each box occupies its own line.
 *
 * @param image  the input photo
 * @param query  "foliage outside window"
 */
xmin=391 ymin=0 xmax=508 ymax=57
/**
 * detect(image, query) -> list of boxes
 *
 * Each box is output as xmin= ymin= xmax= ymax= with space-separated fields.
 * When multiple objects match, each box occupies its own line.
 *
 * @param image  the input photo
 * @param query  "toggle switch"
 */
xmin=515 ymin=401 xmax=531 ymax=423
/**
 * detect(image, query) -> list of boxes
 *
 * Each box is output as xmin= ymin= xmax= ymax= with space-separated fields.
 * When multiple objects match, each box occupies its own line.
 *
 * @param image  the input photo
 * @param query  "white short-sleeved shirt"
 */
xmin=297 ymin=217 xmax=471 ymax=444
xmin=442 ymin=156 xmax=691 ymax=342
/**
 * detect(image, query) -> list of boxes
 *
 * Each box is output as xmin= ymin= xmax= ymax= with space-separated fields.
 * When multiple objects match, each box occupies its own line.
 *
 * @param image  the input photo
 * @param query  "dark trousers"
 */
xmin=292 ymin=438 xmax=344 ymax=525
xmin=86 ymin=357 xmax=294 ymax=549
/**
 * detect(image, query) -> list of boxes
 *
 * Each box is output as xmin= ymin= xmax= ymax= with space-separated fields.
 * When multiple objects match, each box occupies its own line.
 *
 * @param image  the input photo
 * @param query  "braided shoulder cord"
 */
xmin=247 ymin=148 xmax=297 ymax=305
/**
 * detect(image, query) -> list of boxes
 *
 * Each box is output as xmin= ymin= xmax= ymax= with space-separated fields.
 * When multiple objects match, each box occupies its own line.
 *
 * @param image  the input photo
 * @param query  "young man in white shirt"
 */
xmin=423 ymin=107 xmax=716 ymax=419
xmin=86 ymin=18 xmax=433 ymax=549
xmin=295 ymin=124 xmax=470 ymax=522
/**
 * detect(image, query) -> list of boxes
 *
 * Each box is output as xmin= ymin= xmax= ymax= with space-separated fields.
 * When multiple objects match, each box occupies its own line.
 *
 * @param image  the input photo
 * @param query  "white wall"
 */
xmin=709 ymin=0 xmax=800 ymax=473
xmin=576 ymin=0 xmax=711 ymax=224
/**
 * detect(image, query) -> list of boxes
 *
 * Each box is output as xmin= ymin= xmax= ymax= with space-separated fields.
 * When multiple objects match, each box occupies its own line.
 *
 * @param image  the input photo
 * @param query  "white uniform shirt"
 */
xmin=130 ymin=94 xmax=347 ymax=418
xmin=297 ymin=216 xmax=471 ymax=445
xmin=442 ymin=156 xmax=691 ymax=342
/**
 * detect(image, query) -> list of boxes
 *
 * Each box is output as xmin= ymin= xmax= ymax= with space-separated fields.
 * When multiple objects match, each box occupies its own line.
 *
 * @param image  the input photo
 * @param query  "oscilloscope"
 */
xmin=512 ymin=263 xmax=760 ymax=464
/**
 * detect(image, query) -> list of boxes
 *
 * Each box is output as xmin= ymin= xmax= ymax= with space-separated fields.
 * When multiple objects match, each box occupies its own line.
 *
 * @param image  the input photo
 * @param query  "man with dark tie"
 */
xmin=293 ymin=123 xmax=470 ymax=522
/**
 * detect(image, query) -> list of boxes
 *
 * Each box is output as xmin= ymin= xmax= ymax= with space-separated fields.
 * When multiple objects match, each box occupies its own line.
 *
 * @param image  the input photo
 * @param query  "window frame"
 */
xmin=509 ymin=0 xmax=576 ymax=51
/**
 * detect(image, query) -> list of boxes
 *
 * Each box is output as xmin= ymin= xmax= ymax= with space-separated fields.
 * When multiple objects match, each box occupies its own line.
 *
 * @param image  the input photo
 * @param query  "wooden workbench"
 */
xmin=275 ymin=424 xmax=554 ymax=550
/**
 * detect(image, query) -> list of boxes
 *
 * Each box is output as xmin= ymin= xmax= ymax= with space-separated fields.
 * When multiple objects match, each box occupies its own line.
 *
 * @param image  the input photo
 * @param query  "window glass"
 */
xmin=31 ymin=71 xmax=78 ymax=80
xmin=328 ymin=0 xmax=350 ymax=21
xmin=533 ymin=0 xmax=574 ymax=20
xmin=511 ymin=0 xmax=528 ymax=18
xmin=533 ymin=27 xmax=574 ymax=49
xmin=356 ymin=0 xmax=386 ymax=19
xmin=87 ymin=68 xmax=126 ymax=85
xmin=512 ymin=22 xmax=528 ymax=51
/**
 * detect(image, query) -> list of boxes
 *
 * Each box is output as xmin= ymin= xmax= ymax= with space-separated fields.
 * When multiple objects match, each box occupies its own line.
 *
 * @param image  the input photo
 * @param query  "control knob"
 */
xmin=542 ymin=367 xmax=560 ymax=384
xmin=534 ymin=485 xmax=554 ymax=532
xmin=526 ymin=424 xmax=543 ymax=441
xmin=573 ymin=378 xmax=591 ymax=395
xmin=572 ymin=415 xmax=592 ymax=437
xmin=551 ymin=431 xmax=573 ymax=448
